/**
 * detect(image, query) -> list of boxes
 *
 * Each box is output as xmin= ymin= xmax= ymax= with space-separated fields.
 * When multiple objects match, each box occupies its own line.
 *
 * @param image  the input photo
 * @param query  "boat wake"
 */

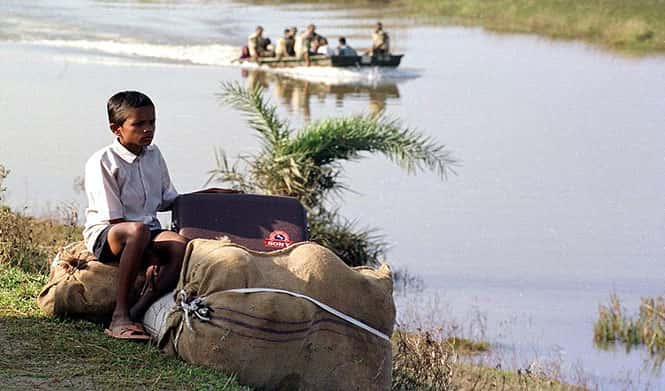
xmin=22 ymin=39 xmax=241 ymax=66
xmin=254 ymin=65 xmax=420 ymax=86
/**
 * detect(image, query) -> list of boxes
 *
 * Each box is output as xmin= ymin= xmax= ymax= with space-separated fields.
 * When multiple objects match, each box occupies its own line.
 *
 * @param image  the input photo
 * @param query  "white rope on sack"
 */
xmin=178 ymin=290 xmax=211 ymax=331
xmin=175 ymin=288 xmax=390 ymax=342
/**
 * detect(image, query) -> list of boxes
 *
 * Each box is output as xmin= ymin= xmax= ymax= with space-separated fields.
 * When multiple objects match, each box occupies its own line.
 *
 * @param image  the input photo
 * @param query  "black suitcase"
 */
xmin=172 ymin=192 xmax=309 ymax=252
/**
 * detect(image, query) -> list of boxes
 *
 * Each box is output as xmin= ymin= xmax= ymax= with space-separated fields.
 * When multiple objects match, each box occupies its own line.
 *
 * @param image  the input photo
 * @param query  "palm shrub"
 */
xmin=208 ymin=82 xmax=456 ymax=266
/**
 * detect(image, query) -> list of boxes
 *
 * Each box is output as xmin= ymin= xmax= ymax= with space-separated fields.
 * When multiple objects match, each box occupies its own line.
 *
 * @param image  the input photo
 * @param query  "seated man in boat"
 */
xmin=316 ymin=36 xmax=334 ymax=56
xmin=286 ymin=27 xmax=297 ymax=56
xmin=335 ymin=37 xmax=357 ymax=56
xmin=275 ymin=29 xmax=290 ymax=59
xmin=371 ymin=22 xmax=390 ymax=55
xmin=276 ymin=28 xmax=298 ymax=59
xmin=248 ymin=26 xmax=274 ymax=60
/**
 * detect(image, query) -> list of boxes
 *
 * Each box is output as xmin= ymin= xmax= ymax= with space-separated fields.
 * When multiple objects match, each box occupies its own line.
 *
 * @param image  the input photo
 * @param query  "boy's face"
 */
xmin=111 ymin=105 xmax=155 ymax=154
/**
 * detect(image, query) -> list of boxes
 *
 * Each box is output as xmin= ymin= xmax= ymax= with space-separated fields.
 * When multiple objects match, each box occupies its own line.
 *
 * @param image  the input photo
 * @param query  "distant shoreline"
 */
xmin=244 ymin=0 xmax=665 ymax=54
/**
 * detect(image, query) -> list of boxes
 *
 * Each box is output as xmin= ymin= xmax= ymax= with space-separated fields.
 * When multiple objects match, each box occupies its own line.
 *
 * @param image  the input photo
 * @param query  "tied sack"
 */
xmin=37 ymin=241 xmax=145 ymax=323
xmin=159 ymin=239 xmax=395 ymax=391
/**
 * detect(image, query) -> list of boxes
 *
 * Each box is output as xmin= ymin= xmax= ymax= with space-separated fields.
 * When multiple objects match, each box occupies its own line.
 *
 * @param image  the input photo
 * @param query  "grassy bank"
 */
xmin=0 ymin=204 xmax=580 ymax=389
xmin=245 ymin=0 xmax=665 ymax=54
xmin=401 ymin=0 xmax=665 ymax=53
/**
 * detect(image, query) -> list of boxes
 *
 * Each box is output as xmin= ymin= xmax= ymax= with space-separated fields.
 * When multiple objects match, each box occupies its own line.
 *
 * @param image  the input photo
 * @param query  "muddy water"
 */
xmin=2 ymin=1 xmax=665 ymax=388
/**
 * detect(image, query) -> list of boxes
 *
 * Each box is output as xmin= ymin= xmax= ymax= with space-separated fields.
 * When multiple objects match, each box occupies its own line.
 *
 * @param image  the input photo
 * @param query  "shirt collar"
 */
xmin=110 ymin=139 xmax=154 ymax=163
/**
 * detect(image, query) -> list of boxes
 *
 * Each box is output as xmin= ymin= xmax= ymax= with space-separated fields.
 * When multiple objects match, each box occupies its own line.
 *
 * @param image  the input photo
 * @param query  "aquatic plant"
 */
xmin=594 ymin=294 xmax=665 ymax=356
xmin=208 ymin=82 xmax=456 ymax=266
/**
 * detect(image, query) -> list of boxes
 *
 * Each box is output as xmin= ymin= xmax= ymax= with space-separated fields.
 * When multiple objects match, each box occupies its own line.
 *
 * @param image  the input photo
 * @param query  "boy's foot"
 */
xmin=104 ymin=323 xmax=151 ymax=341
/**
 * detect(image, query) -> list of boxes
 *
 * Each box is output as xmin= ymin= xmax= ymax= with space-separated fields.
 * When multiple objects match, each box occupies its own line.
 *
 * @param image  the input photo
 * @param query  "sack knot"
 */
xmin=178 ymin=290 xmax=211 ymax=331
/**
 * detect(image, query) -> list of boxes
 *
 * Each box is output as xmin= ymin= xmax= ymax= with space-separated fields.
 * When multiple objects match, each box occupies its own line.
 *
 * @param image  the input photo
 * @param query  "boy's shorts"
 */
xmin=92 ymin=225 xmax=165 ymax=263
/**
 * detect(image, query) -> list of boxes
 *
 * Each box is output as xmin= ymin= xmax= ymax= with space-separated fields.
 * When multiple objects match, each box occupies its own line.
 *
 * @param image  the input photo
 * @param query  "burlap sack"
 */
xmin=37 ymin=241 xmax=145 ymax=323
xmin=159 ymin=239 xmax=395 ymax=391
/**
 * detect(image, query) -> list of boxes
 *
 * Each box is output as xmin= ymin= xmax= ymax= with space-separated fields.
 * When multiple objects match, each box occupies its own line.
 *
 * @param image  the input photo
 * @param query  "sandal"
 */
xmin=104 ymin=323 xmax=151 ymax=341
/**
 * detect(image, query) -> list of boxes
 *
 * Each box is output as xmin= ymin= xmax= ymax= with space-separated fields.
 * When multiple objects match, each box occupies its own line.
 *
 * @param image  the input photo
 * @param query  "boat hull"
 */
xmin=245 ymin=54 xmax=403 ymax=68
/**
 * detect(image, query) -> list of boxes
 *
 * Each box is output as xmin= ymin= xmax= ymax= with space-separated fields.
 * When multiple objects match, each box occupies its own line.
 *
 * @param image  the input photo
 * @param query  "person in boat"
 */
xmin=275 ymin=29 xmax=290 ymax=59
xmin=316 ymin=36 xmax=334 ymax=56
xmin=83 ymin=91 xmax=188 ymax=341
xmin=248 ymin=25 xmax=274 ymax=60
xmin=275 ymin=28 xmax=297 ymax=59
xmin=335 ymin=37 xmax=357 ymax=56
xmin=371 ymin=22 xmax=390 ymax=55
xmin=295 ymin=24 xmax=320 ymax=63
xmin=286 ymin=27 xmax=297 ymax=56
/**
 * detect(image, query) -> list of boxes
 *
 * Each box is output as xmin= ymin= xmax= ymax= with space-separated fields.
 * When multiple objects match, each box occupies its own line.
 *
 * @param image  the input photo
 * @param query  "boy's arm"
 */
xmin=157 ymin=149 xmax=178 ymax=212
xmin=85 ymin=159 xmax=124 ymax=221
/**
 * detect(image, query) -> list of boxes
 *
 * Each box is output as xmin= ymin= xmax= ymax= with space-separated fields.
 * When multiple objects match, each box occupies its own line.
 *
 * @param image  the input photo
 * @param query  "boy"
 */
xmin=83 ymin=91 xmax=187 ymax=340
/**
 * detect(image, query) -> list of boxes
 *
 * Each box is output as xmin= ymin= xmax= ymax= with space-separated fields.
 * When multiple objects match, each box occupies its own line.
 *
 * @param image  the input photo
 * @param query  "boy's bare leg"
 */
xmin=129 ymin=231 xmax=187 ymax=321
xmin=106 ymin=222 xmax=151 ymax=332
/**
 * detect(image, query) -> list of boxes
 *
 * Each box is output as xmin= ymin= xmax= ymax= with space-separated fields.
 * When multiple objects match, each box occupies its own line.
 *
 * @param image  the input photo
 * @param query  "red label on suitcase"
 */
xmin=264 ymin=230 xmax=292 ymax=249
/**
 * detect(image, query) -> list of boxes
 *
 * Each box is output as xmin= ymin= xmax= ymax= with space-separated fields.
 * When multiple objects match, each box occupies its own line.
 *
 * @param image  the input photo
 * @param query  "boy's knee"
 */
xmin=123 ymin=222 xmax=150 ymax=243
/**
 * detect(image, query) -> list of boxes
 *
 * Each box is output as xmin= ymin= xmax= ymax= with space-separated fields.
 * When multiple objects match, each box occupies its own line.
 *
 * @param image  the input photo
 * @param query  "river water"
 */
xmin=2 ymin=1 xmax=665 ymax=388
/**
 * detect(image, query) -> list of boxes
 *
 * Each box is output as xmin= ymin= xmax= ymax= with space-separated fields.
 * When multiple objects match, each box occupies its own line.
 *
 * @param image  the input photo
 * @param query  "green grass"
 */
xmin=0 ymin=264 xmax=249 ymax=390
xmin=242 ymin=0 xmax=665 ymax=54
xmin=401 ymin=0 xmax=665 ymax=54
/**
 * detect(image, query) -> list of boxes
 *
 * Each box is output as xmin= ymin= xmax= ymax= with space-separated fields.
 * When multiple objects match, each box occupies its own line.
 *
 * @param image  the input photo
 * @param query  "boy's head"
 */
xmin=339 ymin=37 xmax=347 ymax=45
xmin=107 ymin=91 xmax=154 ymax=127
xmin=107 ymin=91 xmax=156 ymax=153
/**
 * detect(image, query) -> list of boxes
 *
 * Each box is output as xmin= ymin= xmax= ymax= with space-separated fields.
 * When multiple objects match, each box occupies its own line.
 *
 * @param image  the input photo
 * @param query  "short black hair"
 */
xmin=107 ymin=91 xmax=154 ymax=125
xmin=339 ymin=37 xmax=347 ymax=44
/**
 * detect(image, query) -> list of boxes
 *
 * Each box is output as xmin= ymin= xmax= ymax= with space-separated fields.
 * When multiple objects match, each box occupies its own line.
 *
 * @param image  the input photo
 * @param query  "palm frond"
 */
xmin=285 ymin=114 xmax=458 ymax=179
xmin=309 ymin=209 xmax=387 ymax=267
xmin=205 ymin=148 xmax=256 ymax=192
xmin=218 ymin=82 xmax=291 ymax=147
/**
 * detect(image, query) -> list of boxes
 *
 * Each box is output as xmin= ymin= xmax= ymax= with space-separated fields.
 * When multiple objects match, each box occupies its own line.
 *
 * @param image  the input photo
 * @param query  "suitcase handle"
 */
xmin=191 ymin=187 xmax=244 ymax=194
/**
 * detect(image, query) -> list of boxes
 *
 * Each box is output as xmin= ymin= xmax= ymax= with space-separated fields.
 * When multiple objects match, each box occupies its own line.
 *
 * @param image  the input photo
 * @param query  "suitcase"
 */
xmin=172 ymin=192 xmax=309 ymax=252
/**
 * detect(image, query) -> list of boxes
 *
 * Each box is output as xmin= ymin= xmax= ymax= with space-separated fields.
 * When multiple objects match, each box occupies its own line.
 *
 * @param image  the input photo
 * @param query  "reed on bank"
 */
xmin=594 ymin=293 xmax=665 ymax=355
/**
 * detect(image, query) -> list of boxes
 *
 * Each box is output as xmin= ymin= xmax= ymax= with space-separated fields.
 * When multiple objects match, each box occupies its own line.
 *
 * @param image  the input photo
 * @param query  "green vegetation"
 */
xmin=244 ymin=0 xmax=665 ymax=54
xmin=594 ymin=293 xmax=665 ymax=357
xmin=0 ymin=204 xmax=81 ymax=275
xmin=208 ymin=82 xmax=456 ymax=266
xmin=400 ymin=0 xmax=665 ymax=53
xmin=0 ymin=265 xmax=249 ymax=390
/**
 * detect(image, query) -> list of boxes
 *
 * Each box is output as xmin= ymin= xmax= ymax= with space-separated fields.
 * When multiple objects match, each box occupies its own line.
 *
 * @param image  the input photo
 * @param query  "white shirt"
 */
xmin=83 ymin=139 xmax=178 ymax=252
xmin=317 ymin=45 xmax=334 ymax=56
